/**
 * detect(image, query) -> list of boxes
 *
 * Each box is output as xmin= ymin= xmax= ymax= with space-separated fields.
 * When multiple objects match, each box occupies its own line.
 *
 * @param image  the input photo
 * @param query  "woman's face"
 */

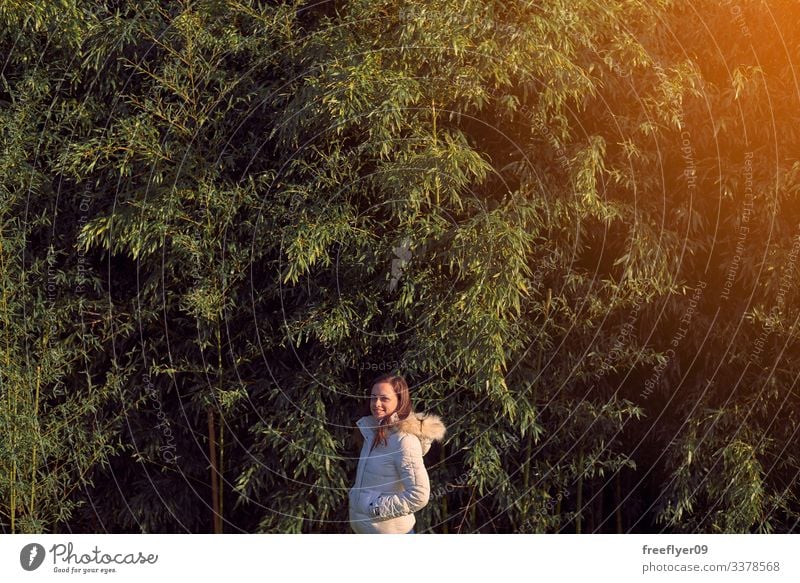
xmin=370 ymin=382 xmax=398 ymax=420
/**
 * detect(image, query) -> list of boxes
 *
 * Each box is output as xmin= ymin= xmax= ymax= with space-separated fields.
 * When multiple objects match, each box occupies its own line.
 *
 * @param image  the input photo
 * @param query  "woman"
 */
xmin=349 ymin=373 xmax=446 ymax=534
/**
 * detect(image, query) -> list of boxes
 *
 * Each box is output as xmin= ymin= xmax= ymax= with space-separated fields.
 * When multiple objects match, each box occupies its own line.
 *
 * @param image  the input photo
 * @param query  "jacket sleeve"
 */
xmin=372 ymin=434 xmax=430 ymax=519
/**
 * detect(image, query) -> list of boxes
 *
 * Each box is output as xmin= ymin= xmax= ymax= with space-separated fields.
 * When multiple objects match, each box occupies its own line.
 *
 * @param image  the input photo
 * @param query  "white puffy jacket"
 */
xmin=349 ymin=411 xmax=446 ymax=534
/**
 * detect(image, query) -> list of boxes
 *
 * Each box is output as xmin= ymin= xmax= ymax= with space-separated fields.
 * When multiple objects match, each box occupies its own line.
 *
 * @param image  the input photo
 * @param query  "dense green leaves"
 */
xmin=2 ymin=0 xmax=799 ymax=533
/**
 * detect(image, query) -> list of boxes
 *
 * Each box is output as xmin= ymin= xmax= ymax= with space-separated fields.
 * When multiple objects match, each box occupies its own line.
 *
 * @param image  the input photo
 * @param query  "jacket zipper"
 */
xmin=355 ymin=432 xmax=371 ymax=493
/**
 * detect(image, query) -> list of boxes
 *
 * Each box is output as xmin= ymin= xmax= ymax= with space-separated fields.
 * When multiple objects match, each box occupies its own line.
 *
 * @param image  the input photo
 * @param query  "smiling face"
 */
xmin=370 ymin=382 xmax=398 ymax=421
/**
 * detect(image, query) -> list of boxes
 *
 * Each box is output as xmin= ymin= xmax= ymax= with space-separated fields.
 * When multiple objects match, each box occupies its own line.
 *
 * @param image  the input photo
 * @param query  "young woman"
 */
xmin=348 ymin=373 xmax=446 ymax=534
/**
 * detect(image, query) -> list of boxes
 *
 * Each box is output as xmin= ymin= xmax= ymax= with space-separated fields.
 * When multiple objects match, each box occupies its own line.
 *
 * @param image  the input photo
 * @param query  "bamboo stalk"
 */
xmin=522 ymin=355 xmax=542 ymax=530
xmin=576 ymin=447 xmax=584 ymax=534
xmin=216 ymin=320 xmax=224 ymax=533
xmin=615 ymin=471 xmax=623 ymax=533
xmin=432 ymin=99 xmax=440 ymax=207
xmin=207 ymin=406 xmax=221 ymax=533
xmin=10 ymin=460 xmax=16 ymax=533
xmin=10 ymin=365 xmax=19 ymax=533
xmin=219 ymin=408 xmax=224 ymax=533
xmin=555 ymin=493 xmax=561 ymax=533
xmin=440 ymin=446 xmax=448 ymax=534
xmin=1 ymin=237 xmax=10 ymax=369
xmin=470 ymin=499 xmax=477 ymax=531
xmin=31 ymin=364 xmax=42 ymax=521
xmin=596 ymin=482 xmax=603 ymax=534
xmin=1 ymin=238 xmax=15 ymax=533
xmin=457 ymin=487 xmax=475 ymax=534
xmin=523 ymin=433 xmax=532 ymax=491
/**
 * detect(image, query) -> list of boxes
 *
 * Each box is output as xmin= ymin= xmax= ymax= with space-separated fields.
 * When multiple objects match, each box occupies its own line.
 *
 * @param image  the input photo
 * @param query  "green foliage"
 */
xmin=1 ymin=0 xmax=798 ymax=533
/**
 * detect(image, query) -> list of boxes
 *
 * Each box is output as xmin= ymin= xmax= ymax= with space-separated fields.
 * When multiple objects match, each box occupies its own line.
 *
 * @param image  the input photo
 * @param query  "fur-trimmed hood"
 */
xmin=356 ymin=411 xmax=446 ymax=455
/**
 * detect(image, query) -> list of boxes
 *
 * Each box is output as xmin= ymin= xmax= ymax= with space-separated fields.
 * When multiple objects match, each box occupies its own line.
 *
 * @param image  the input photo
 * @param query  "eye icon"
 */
xmin=20 ymin=543 xmax=46 ymax=571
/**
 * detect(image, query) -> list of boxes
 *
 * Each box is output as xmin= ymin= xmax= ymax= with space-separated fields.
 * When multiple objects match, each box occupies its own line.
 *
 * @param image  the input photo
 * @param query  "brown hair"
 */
xmin=369 ymin=373 xmax=412 ymax=452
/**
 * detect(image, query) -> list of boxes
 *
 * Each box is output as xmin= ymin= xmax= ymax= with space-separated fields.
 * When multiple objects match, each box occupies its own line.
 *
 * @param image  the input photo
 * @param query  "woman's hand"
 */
xmin=368 ymin=494 xmax=404 ymax=521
